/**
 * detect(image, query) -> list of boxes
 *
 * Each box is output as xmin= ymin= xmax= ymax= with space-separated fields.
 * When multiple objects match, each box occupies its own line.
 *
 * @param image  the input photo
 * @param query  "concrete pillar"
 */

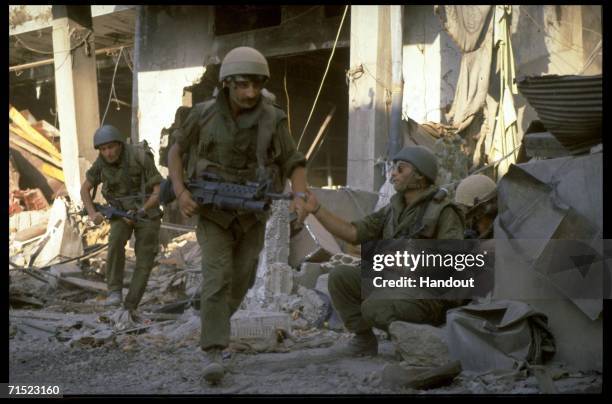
xmin=136 ymin=6 xmax=212 ymax=171
xmin=51 ymin=5 xmax=100 ymax=205
xmin=347 ymin=5 xmax=392 ymax=192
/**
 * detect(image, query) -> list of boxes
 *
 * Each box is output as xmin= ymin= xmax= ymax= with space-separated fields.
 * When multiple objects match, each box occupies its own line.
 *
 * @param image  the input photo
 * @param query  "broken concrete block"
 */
xmin=263 ymin=199 xmax=291 ymax=264
xmin=50 ymin=262 xmax=83 ymax=278
xmin=294 ymin=262 xmax=324 ymax=290
xmin=389 ymin=321 xmax=451 ymax=367
xmin=14 ymin=222 xmax=48 ymax=242
xmin=48 ymin=262 xmax=84 ymax=289
xmin=288 ymin=286 xmax=331 ymax=328
xmin=9 ymin=209 xmax=50 ymax=233
xmin=20 ymin=188 xmax=50 ymax=211
xmin=289 ymin=214 xmax=342 ymax=268
xmin=230 ymin=310 xmax=291 ymax=339
xmin=264 ymin=263 xmax=294 ymax=299
xmin=31 ymin=198 xmax=83 ymax=268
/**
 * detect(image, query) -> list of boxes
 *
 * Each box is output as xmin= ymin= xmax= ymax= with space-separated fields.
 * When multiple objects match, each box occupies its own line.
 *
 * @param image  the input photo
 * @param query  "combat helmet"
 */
xmin=93 ymin=125 xmax=124 ymax=149
xmin=219 ymin=46 xmax=270 ymax=82
xmin=392 ymin=145 xmax=438 ymax=183
xmin=455 ymin=174 xmax=496 ymax=208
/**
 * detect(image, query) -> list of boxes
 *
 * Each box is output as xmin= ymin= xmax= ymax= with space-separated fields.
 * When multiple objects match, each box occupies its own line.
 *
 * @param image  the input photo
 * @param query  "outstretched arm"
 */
xmin=298 ymin=189 xmax=359 ymax=244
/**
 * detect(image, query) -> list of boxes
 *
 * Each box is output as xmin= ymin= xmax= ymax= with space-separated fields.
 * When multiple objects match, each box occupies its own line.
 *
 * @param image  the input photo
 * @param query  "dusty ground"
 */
xmin=8 ymin=236 xmax=602 ymax=396
xmin=9 ymin=309 xmax=602 ymax=396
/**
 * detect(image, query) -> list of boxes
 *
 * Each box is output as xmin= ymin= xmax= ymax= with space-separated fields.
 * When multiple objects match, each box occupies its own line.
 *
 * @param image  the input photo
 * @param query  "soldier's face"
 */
xmin=227 ymin=77 xmax=264 ymax=111
xmin=390 ymin=161 xmax=419 ymax=193
xmin=99 ymin=141 xmax=123 ymax=164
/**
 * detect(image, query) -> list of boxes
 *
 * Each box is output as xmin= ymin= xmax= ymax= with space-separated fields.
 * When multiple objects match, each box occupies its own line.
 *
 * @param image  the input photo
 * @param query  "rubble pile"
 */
xmin=9 ymin=106 xmax=66 ymax=210
xmin=8 ymin=184 xmax=601 ymax=394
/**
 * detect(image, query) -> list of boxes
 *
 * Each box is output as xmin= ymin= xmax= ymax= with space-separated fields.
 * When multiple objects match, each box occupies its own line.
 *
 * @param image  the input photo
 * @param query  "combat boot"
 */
xmin=103 ymin=291 xmax=122 ymax=306
xmin=334 ymin=329 xmax=378 ymax=357
xmin=202 ymin=348 xmax=224 ymax=384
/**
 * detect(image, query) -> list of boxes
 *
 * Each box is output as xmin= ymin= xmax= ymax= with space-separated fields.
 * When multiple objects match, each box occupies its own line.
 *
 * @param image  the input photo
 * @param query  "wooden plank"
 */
xmin=305 ymin=106 xmax=336 ymax=160
xmin=19 ymin=109 xmax=38 ymax=125
xmin=33 ymin=120 xmax=61 ymax=139
xmin=41 ymin=162 xmax=65 ymax=182
xmin=9 ymin=134 xmax=63 ymax=168
xmin=14 ymin=222 xmax=48 ymax=242
xmin=9 ymin=107 xmax=62 ymax=160
xmin=9 ymin=123 xmax=63 ymax=162
xmin=59 ymin=276 xmax=108 ymax=293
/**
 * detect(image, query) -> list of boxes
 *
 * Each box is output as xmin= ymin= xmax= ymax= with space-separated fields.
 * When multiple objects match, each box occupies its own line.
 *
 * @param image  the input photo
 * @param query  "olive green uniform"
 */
xmin=174 ymin=88 xmax=305 ymax=350
xmin=86 ymin=144 xmax=163 ymax=310
xmin=328 ymin=186 xmax=465 ymax=333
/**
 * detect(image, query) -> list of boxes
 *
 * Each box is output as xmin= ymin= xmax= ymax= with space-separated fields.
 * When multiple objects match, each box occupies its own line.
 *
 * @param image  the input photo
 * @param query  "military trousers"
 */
xmin=328 ymin=264 xmax=453 ymax=333
xmin=106 ymin=217 xmax=161 ymax=310
xmin=197 ymin=216 xmax=265 ymax=351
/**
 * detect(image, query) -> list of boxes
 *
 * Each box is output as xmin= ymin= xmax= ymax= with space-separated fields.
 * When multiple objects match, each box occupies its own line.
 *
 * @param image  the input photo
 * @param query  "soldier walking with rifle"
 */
xmin=167 ymin=46 xmax=307 ymax=384
xmin=80 ymin=125 xmax=163 ymax=310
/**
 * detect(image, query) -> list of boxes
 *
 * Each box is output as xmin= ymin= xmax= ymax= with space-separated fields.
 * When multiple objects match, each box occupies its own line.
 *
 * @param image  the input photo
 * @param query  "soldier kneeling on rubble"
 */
xmin=454 ymin=174 xmax=497 ymax=240
xmin=297 ymin=145 xmax=466 ymax=357
xmin=80 ymin=125 xmax=163 ymax=310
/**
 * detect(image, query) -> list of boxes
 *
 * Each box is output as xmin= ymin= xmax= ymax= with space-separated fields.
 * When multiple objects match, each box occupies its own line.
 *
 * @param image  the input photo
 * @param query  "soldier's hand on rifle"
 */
xmin=177 ymin=188 xmax=198 ymax=218
xmin=89 ymin=211 xmax=104 ymax=225
xmin=123 ymin=210 xmax=137 ymax=226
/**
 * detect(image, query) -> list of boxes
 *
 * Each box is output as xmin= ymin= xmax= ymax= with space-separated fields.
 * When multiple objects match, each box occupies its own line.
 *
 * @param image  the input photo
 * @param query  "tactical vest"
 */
xmin=97 ymin=142 xmax=154 ymax=211
xmin=394 ymin=188 xmax=465 ymax=239
xmin=185 ymin=94 xmax=286 ymax=193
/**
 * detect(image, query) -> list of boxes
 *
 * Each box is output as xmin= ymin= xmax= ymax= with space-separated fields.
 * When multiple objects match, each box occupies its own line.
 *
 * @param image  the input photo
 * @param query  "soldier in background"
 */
xmin=80 ymin=125 xmax=163 ymax=310
xmin=454 ymin=174 xmax=497 ymax=239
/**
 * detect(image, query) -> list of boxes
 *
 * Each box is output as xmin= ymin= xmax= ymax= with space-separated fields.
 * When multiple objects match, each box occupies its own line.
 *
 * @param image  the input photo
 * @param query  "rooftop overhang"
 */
xmin=9 ymin=5 xmax=137 ymax=69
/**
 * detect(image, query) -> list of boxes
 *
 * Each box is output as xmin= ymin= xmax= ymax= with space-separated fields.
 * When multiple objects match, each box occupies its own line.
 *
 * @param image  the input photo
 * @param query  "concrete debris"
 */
xmin=14 ymin=188 xmax=50 ymax=211
xmin=282 ymin=286 xmax=331 ymax=329
xmin=9 ymin=209 xmax=51 ymax=233
xmin=8 ymin=106 xmax=66 ymax=202
xmin=263 ymin=263 xmax=294 ymax=301
xmin=294 ymin=262 xmax=325 ymax=290
xmin=9 ymin=153 xmax=22 ymax=215
xmin=14 ymin=221 xmax=48 ymax=242
xmin=262 ymin=200 xmax=291 ymax=265
xmin=388 ymin=321 xmax=451 ymax=367
xmin=162 ymin=309 xmax=200 ymax=345
xmin=31 ymin=197 xmax=83 ymax=268
xmin=7 ymin=185 xmax=602 ymax=394
xmin=288 ymin=213 xmax=342 ymax=268
xmin=230 ymin=310 xmax=291 ymax=339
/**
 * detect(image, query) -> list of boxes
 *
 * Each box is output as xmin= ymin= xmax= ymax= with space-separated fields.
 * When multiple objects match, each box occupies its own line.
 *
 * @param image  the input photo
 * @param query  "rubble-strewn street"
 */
xmin=8 ymin=228 xmax=602 ymax=394
xmin=9 ymin=307 xmax=602 ymax=395
xmin=9 ymin=4 xmax=603 ymax=397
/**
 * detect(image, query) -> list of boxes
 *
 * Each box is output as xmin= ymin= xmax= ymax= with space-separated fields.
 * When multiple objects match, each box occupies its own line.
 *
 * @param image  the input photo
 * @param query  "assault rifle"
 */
xmin=82 ymin=203 xmax=150 ymax=223
xmin=159 ymin=172 xmax=295 ymax=213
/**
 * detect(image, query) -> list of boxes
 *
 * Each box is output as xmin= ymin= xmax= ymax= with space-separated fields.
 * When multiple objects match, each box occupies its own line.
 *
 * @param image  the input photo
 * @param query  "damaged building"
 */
xmin=9 ymin=5 xmax=603 ymax=395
